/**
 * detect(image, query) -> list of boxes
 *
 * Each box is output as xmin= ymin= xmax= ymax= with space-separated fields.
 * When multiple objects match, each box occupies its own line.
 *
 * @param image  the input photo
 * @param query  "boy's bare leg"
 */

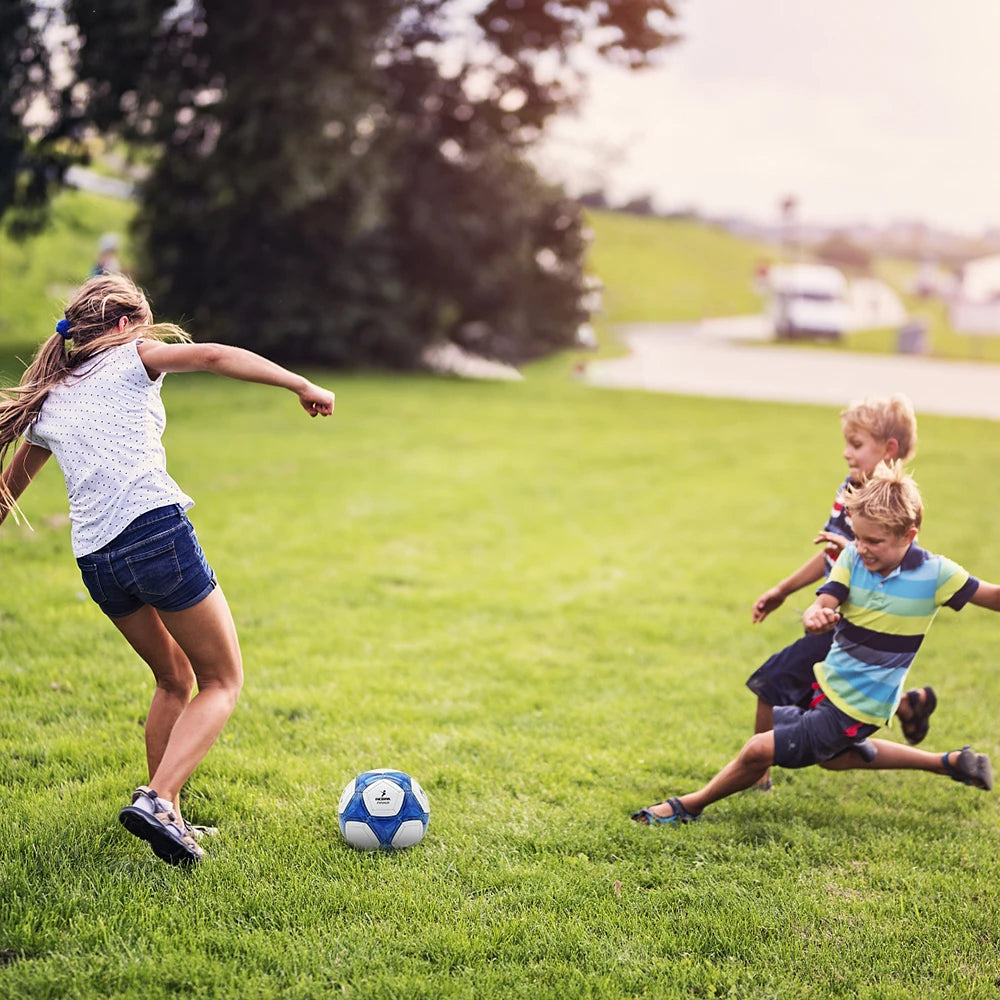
xmin=641 ymin=732 xmax=775 ymax=820
xmin=821 ymin=739 xmax=952 ymax=774
xmin=752 ymin=699 xmax=774 ymax=788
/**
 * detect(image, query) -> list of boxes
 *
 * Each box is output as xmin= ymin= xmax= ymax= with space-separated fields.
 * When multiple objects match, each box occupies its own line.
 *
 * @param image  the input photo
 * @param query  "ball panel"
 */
xmin=390 ymin=819 xmax=427 ymax=849
xmin=342 ymin=820 xmax=381 ymax=850
xmin=362 ymin=777 xmax=405 ymax=817
xmin=337 ymin=777 xmax=357 ymax=814
xmin=410 ymin=777 xmax=430 ymax=813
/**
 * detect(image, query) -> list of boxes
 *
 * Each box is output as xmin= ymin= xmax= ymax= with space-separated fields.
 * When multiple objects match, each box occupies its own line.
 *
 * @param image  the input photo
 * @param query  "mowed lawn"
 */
xmin=3 ymin=364 xmax=1000 ymax=998
xmin=3 ymin=193 xmax=1000 ymax=997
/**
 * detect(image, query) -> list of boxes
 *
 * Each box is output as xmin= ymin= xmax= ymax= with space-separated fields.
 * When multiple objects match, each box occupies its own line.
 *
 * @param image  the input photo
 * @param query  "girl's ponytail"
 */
xmin=1 ymin=272 xmax=189 ymax=524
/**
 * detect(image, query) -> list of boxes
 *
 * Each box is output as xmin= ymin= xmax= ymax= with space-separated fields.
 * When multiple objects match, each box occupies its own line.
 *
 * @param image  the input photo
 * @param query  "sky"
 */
xmin=536 ymin=0 xmax=1000 ymax=234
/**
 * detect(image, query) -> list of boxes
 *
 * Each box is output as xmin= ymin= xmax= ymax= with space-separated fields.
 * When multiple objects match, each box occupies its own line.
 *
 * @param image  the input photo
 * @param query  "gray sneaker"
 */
xmin=119 ymin=786 xmax=204 ymax=865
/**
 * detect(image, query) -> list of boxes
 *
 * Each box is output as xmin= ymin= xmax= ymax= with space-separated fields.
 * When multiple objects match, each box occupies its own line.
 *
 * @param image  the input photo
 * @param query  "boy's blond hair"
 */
xmin=841 ymin=394 xmax=917 ymax=462
xmin=843 ymin=460 xmax=923 ymax=536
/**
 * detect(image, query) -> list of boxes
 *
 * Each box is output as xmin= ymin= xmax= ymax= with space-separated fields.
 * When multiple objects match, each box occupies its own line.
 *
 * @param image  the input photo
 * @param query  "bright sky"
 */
xmin=538 ymin=0 xmax=1000 ymax=234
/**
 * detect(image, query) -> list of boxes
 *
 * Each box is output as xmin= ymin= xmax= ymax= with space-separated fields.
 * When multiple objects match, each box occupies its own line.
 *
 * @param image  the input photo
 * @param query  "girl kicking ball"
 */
xmin=0 ymin=273 xmax=335 ymax=865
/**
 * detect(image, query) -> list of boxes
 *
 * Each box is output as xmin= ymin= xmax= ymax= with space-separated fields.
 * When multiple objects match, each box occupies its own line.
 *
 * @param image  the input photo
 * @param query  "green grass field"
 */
xmin=3 ymin=196 xmax=1000 ymax=998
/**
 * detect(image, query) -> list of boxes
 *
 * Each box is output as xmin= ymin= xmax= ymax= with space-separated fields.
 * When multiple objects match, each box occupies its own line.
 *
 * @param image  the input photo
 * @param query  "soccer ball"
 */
xmin=337 ymin=769 xmax=430 ymax=850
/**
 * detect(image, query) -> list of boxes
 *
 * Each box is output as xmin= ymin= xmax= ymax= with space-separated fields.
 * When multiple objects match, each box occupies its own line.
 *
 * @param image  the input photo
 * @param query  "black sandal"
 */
xmin=900 ymin=685 xmax=936 ymax=745
xmin=941 ymin=746 xmax=993 ymax=791
xmin=631 ymin=796 xmax=701 ymax=825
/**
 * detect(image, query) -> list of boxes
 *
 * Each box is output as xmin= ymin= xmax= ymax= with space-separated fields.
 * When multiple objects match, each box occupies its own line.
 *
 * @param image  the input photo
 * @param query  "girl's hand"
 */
xmin=814 ymin=530 xmax=848 ymax=561
xmin=298 ymin=383 xmax=335 ymax=417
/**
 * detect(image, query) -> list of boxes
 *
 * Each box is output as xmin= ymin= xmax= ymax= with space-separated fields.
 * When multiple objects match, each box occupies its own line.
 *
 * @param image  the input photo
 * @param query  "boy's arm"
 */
xmin=801 ymin=593 xmax=841 ymax=634
xmin=136 ymin=341 xmax=335 ymax=416
xmin=968 ymin=581 xmax=1000 ymax=612
xmin=752 ymin=551 xmax=827 ymax=623
xmin=0 ymin=442 xmax=51 ymax=526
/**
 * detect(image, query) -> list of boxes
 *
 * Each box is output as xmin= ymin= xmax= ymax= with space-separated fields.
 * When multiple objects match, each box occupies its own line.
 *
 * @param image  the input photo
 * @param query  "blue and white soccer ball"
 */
xmin=337 ymin=769 xmax=430 ymax=851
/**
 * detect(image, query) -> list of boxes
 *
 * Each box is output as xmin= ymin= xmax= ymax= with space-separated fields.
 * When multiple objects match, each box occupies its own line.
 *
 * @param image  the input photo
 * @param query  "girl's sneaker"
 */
xmin=119 ymin=786 xmax=204 ymax=865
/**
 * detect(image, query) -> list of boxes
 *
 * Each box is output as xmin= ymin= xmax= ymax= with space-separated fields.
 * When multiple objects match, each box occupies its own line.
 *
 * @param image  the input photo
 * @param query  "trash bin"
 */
xmin=897 ymin=320 xmax=928 ymax=355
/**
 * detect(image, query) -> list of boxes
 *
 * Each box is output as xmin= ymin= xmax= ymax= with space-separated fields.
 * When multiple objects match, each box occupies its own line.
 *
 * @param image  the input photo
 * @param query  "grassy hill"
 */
xmin=585 ymin=209 xmax=769 ymax=324
xmin=586 ymin=208 xmax=1000 ymax=363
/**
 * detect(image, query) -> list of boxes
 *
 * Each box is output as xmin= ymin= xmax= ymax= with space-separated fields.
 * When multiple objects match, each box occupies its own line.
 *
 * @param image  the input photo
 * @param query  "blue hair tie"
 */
xmin=55 ymin=318 xmax=72 ymax=339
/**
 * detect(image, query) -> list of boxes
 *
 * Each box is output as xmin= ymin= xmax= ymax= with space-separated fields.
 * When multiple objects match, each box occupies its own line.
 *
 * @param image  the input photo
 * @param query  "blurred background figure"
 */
xmin=91 ymin=232 xmax=121 ymax=276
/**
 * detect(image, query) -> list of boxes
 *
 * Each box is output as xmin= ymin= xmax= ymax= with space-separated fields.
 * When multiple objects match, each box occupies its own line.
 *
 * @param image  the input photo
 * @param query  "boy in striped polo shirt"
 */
xmin=746 ymin=395 xmax=934 ymax=793
xmin=633 ymin=461 xmax=997 ymax=825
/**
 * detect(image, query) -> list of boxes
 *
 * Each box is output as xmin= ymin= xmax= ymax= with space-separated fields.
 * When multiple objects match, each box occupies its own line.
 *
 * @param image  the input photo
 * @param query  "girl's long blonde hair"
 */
xmin=0 ymin=273 xmax=190 ymax=521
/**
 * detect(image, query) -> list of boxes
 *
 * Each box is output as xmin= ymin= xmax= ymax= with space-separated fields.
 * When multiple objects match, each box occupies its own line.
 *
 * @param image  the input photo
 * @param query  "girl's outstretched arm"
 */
xmin=0 ymin=442 xmax=51 ymax=526
xmin=136 ymin=341 xmax=335 ymax=416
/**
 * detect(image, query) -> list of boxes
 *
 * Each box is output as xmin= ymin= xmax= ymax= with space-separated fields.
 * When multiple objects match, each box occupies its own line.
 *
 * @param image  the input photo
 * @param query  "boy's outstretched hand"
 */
xmin=802 ymin=603 xmax=841 ymax=634
xmin=752 ymin=587 xmax=786 ymax=623
xmin=814 ymin=530 xmax=848 ymax=562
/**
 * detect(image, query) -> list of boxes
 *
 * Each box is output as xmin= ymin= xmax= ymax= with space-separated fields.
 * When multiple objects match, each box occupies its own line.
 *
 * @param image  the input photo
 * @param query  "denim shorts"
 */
xmin=76 ymin=505 xmax=217 ymax=619
xmin=772 ymin=692 xmax=879 ymax=769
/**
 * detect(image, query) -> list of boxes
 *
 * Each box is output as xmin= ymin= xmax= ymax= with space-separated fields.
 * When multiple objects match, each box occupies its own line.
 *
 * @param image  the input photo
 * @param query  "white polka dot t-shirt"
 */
xmin=23 ymin=340 xmax=194 ymax=557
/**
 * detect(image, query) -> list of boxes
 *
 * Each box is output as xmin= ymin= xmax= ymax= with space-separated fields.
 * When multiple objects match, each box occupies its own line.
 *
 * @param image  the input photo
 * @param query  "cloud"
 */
xmin=540 ymin=0 xmax=1000 ymax=232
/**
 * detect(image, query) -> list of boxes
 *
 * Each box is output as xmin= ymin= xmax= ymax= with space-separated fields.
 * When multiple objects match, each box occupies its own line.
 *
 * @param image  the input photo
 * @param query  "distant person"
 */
xmin=0 ymin=273 xmax=335 ymax=865
xmin=90 ymin=232 xmax=121 ymax=276
xmin=633 ymin=461 xmax=996 ymax=826
xmin=746 ymin=395 xmax=933 ymax=790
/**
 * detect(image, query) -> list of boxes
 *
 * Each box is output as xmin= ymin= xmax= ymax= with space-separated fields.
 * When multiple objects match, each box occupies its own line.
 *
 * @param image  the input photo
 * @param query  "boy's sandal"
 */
xmin=631 ymin=796 xmax=700 ymax=826
xmin=900 ymin=685 xmax=937 ymax=745
xmin=941 ymin=746 xmax=993 ymax=792
xmin=119 ymin=786 xmax=204 ymax=865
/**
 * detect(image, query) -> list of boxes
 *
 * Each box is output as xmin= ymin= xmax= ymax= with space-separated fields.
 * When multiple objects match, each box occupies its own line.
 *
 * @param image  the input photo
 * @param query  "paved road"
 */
xmin=583 ymin=322 xmax=1000 ymax=421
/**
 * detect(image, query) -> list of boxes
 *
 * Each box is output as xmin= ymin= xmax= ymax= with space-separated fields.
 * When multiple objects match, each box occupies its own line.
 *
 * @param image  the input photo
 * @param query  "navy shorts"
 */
xmin=773 ymin=694 xmax=879 ymax=768
xmin=746 ymin=631 xmax=834 ymax=709
xmin=76 ymin=505 xmax=217 ymax=619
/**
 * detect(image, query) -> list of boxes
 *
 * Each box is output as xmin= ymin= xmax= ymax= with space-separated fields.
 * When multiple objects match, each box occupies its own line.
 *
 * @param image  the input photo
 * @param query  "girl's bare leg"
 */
xmin=112 ymin=586 xmax=243 ymax=810
xmin=111 ymin=606 xmax=196 ymax=782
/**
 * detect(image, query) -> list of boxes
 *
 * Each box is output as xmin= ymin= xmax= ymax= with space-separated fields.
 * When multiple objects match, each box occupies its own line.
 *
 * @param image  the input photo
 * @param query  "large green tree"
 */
xmin=4 ymin=0 xmax=678 ymax=366
xmin=0 ymin=0 xmax=81 ymax=238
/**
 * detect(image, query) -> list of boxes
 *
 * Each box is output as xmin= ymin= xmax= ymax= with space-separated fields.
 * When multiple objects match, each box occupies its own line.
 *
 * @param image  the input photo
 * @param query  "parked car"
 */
xmin=768 ymin=264 xmax=849 ymax=340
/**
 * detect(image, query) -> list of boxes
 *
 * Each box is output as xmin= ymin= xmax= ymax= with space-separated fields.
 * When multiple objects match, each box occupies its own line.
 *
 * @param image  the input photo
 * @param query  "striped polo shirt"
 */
xmin=814 ymin=543 xmax=979 ymax=725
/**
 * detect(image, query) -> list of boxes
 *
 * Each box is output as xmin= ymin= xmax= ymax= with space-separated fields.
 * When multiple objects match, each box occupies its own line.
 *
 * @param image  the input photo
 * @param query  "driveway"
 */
xmin=583 ymin=322 xmax=1000 ymax=421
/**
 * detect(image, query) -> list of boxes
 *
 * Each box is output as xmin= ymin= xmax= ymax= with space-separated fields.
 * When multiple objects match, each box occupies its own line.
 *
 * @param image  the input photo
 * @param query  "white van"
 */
xmin=768 ymin=264 xmax=849 ymax=340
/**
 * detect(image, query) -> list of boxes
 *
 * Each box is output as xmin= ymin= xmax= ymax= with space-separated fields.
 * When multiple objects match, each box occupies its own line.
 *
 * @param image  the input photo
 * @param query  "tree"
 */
xmin=0 ymin=0 xmax=84 ymax=238
xmin=814 ymin=232 xmax=872 ymax=273
xmin=5 ymin=0 xmax=679 ymax=367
